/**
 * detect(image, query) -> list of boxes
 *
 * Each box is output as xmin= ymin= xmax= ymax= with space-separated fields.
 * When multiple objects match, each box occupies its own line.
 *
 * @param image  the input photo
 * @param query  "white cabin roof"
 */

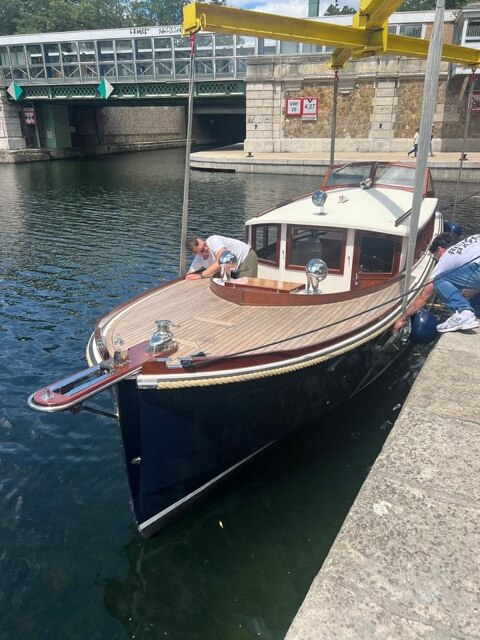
xmin=246 ymin=187 xmax=438 ymax=237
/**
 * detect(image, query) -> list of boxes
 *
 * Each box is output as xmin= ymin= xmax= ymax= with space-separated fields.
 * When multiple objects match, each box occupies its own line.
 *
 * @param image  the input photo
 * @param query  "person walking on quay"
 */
xmin=429 ymin=126 xmax=434 ymax=157
xmin=393 ymin=232 xmax=480 ymax=334
xmin=407 ymin=128 xmax=419 ymax=157
xmin=185 ymin=235 xmax=258 ymax=280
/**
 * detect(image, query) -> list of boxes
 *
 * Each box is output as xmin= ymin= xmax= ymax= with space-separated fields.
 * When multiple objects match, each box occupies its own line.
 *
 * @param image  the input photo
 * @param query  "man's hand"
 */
xmin=392 ymin=317 xmax=407 ymax=334
xmin=185 ymin=273 xmax=202 ymax=281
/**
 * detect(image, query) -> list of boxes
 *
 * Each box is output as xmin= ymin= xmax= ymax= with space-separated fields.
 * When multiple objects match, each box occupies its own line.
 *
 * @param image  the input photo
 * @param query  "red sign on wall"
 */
xmin=23 ymin=108 xmax=36 ymax=125
xmin=285 ymin=97 xmax=318 ymax=120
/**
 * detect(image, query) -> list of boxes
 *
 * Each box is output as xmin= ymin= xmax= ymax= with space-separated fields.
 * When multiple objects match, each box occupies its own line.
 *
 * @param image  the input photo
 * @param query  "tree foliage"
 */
xmin=397 ymin=0 xmax=470 ymax=10
xmin=0 ymin=0 xmax=226 ymax=35
xmin=324 ymin=4 xmax=356 ymax=15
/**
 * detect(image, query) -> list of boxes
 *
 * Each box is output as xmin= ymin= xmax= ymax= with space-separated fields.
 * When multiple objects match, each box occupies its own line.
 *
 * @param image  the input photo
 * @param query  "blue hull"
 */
xmin=116 ymin=329 xmax=409 ymax=537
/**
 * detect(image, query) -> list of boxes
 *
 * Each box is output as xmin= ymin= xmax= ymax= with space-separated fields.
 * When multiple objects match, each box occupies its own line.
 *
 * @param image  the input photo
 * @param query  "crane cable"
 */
xmin=452 ymin=67 xmax=477 ymax=221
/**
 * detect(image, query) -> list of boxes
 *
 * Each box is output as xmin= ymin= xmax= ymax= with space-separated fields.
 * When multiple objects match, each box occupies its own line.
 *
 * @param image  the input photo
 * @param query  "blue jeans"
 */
xmin=433 ymin=263 xmax=480 ymax=312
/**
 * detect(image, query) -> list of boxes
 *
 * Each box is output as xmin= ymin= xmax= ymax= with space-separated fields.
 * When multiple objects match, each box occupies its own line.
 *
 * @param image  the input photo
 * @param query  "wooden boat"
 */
xmin=29 ymin=161 xmax=441 ymax=537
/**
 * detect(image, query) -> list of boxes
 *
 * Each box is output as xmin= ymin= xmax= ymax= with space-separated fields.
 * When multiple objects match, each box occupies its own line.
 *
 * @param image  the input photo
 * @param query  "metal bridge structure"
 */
xmin=1 ymin=2 xmax=479 ymax=104
xmin=0 ymin=23 xmax=347 ymax=103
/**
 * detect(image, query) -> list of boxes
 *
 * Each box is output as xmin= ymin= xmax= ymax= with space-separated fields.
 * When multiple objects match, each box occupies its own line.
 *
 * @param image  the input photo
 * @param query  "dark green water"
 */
xmin=1 ymin=149 xmax=478 ymax=640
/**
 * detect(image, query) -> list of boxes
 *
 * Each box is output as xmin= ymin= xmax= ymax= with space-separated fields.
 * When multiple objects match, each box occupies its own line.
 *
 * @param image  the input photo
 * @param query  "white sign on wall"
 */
xmin=302 ymin=98 xmax=318 ymax=120
xmin=285 ymin=97 xmax=318 ymax=120
xmin=285 ymin=98 xmax=302 ymax=116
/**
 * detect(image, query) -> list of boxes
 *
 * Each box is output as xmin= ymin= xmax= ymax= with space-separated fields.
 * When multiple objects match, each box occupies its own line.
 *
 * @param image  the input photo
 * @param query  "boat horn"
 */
xmin=219 ymin=251 xmax=238 ymax=282
xmin=305 ymin=258 xmax=328 ymax=294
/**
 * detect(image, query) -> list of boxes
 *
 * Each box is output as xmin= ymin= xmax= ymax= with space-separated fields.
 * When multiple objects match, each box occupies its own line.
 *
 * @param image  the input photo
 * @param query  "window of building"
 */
xmin=0 ymin=47 xmax=9 ymax=67
xmin=257 ymin=38 xmax=277 ymax=55
xmin=280 ymin=41 xmax=299 ymax=54
xmin=154 ymin=37 xmax=173 ymax=60
xmin=27 ymin=45 xmax=43 ymax=65
xmin=116 ymin=40 xmax=133 ymax=62
xmin=79 ymin=42 xmax=96 ymax=62
xmin=308 ymin=0 xmax=320 ymax=18
xmin=287 ymin=226 xmax=345 ymax=272
xmin=466 ymin=20 xmax=480 ymax=41
xmin=196 ymin=34 xmax=213 ymax=57
xmin=173 ymin=36 xmax=190 ymax=59
xmin=10 ymin=45 xmax=26 ymax=66
xmin=236 ymin=36 xmax=255 ymax=56
xmin=398 ymin=23 xmax=422 ymax=38
xmin=252 ymin=224 xmax=280 ymax=265
xmin=302 ymin=44 xmax=324 ymax=54
xmin=98 ymin=40 xmax=114 ymax=61
xmin=61 ymin=43 xmax=78 ymax=63
xmin=215 ymin=34 xmax=234 ymax=57
xmin=135 ymin=38 xmax=153 ymax=61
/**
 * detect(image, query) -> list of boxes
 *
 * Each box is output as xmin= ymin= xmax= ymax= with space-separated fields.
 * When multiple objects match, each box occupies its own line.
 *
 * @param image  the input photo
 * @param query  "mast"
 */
xmin=179 ymin=34 xmax=196 ymax=277
xmin=401 ymin=0 xmax=445 ymax=310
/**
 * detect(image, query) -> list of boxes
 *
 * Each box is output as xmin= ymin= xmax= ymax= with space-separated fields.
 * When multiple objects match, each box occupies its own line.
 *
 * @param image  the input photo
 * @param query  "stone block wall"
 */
xmin=0 ymin=90 xmax=26 ymax=150
xmin=96 ymin=105 xmax=185 ymax=145
xmin=244 ymin=56 xmax=480 ymax=154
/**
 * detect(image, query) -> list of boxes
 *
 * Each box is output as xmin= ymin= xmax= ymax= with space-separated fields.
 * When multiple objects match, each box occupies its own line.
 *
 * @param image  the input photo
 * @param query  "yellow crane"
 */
xmin=182 ymin=0 xmax=480 ymax=69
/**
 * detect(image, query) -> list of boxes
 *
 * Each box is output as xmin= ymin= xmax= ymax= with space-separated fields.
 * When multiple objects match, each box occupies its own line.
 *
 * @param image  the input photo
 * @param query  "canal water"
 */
xmin=1 ymin=149 xmax=478 ymax=640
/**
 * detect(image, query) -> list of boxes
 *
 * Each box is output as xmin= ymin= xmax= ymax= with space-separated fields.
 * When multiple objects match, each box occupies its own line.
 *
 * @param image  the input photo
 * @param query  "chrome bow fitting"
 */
xmin=147 ymin=320 xmax=176 ymax=354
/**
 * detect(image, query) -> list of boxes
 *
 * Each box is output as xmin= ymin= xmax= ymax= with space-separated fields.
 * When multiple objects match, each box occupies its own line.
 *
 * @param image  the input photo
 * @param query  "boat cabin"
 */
xmin=244 ymin=162 xmax=437 ymax=293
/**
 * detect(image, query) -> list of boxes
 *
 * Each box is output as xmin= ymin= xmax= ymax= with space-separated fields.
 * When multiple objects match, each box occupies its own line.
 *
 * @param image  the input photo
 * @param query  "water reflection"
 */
xmin=102 ymin=348 xmax=422 ymax=640
xmin=0 ymin=150 xmax=479 ymax=640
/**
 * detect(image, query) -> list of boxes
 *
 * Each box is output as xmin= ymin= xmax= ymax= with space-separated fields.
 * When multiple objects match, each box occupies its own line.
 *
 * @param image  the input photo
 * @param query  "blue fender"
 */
xmin=410 ymin=309 xmax=438 ymax=344
xmin=443 ymin=220 xmax=462 ymax=238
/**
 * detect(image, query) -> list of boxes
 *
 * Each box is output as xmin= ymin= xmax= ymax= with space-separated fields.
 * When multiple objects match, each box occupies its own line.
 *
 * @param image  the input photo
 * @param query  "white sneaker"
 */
xmin=437 ymin=310 xmax=480 ymax=333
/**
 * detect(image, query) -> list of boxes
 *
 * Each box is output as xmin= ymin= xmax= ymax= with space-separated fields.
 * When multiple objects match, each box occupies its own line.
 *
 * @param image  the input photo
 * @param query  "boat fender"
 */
xmin=410 ymin=309 xmax=438 ymax=344
xmin=443 ymin=221 xmax=462 ymax=238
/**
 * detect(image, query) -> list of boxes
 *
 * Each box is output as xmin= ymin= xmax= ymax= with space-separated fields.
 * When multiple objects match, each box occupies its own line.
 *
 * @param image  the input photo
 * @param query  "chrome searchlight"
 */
xmin=305 ymin=258 xmax=328 ymax=294
xmin=312 ymin=190 xmax=327 ymax=214
xmin=219 ymin=251 xmax=238 ymax=282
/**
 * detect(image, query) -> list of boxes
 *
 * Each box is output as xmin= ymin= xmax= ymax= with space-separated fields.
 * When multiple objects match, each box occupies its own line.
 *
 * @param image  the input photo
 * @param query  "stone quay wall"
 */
xmin=95 ymin=105 xmax=185 ymax=145
xmin=0 ymin=90 xmax=26 ymax=150
xmin=244 ymin=56 xmax=480 ymax=155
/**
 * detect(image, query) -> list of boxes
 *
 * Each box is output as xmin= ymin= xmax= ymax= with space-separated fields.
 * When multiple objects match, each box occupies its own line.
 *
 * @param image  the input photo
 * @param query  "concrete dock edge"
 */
xmin=190 ymin=147 xmax=480 ymax=183
xmin=285 ymin=331 xmax=480 ymax=640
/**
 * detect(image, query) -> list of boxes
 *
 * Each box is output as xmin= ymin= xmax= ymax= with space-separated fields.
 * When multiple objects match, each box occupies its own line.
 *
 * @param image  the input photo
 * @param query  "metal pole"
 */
xmin=329 ymin=70 xmax=339 ymax=167
xmin=178 ymin=34 xmax=196 ymax=277
xmin=453 ymin=69 xmax=476 ymax=220
xmin=402 ymin=0 xmax=445 ymax=312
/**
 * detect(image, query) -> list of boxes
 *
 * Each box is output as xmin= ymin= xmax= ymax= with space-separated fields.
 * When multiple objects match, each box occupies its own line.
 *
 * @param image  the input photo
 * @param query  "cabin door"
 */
xmin=351 ymin=232 xmax=401 ymax=290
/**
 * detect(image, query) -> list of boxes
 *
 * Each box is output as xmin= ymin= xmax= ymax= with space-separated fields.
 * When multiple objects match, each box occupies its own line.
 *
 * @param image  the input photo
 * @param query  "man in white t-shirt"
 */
xmin=184 ymin=235 xmax=258 ymax=281
xmin=187 ymin=252 xmax=215 ymax=275
xmin=393 ymin=232 xmax=480 ymax=334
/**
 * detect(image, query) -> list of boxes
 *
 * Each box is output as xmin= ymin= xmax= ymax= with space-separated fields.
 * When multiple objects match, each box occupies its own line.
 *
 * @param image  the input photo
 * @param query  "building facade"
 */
xmin=244 ymin=7 xmax=480 ymax=154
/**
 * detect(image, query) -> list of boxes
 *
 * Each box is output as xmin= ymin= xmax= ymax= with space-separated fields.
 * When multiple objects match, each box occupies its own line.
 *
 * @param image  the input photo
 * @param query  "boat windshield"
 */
xmin=325 ymin=162 xmax=416 ymax=190
xmin=375 ymin=164 xmax=416 ymax=188
xmin=325 ymin=163 xmax=372 ymax=186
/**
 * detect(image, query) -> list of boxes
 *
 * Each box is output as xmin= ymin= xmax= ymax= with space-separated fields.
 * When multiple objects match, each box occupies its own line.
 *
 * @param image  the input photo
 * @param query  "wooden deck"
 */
xmin=100 ymin=277 xmax=407 ymax=364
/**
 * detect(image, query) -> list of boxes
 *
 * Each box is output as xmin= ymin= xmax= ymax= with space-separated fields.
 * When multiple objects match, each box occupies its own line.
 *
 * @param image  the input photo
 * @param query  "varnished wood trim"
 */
xmin=211 ymin=273 xmax=405 ymax=306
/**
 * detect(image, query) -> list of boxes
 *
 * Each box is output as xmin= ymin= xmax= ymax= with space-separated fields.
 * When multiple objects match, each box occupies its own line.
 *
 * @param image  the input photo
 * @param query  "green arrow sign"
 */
xmin=97 ymin=79 xmax=114 ymax=99
xmin=6 ymin=82 xmax=23 ymax=101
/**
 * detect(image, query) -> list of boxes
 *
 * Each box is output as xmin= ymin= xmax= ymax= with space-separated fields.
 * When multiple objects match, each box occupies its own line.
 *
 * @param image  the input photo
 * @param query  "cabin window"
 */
xmin=359 ymin=236 xmax=397 ymax=273
xmin=415 ymin=215 xmax=435 ymax=260
xmin=287 ymin=226 xmax=345 ymax=273
xmin=252 ymin=224 xmax=280 ymax=265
